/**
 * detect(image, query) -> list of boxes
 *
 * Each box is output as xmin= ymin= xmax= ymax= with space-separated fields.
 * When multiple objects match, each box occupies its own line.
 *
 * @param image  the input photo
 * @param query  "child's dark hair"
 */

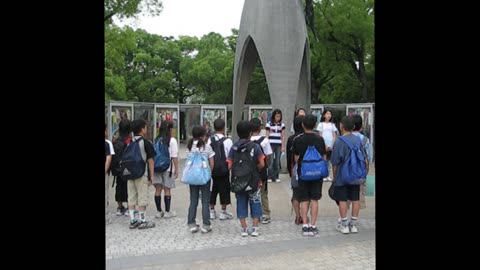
xmin=293 ymin=115 xmax=305 ymax=134
xmin=187 ymin=125 xmax=207 ymax=151
xmin=118 ymin=119 xmax=131 ymax=137
xmin=213 ymin=118 xmax=225 ymax=132
xmin=157 ymin=120 xmax=174 ymax=145
xmin=320 ymin=110 xmax=335 ymax=123
xmin=352 ymin=115 xmax=363 ymax=132
xmin=302 ymin=114 xmax=317 ymax=130
xmin=236 ymin=120 xmax=252 ymax=139
xmin=341 ymin=116 xmax=355 ymax=132
xmin=294 ymin=108 xmax=306 ymax=118
xmin=270 ymin=109 xmax=283 ymax=123
xmin=250 ymin=118 xmax=262 ymax=133
xmin=131 ymin=119 xmax=146 ymax=135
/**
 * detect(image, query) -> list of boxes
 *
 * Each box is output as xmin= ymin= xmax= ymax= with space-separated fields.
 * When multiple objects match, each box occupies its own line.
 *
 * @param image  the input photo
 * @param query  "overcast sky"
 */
xmin=114 ymin=0 xmax=245 ymax=38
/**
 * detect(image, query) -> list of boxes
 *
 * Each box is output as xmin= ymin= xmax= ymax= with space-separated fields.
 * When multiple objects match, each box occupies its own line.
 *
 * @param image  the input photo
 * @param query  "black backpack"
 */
xmin=111 ymin=137 xmax=129 ymax=177
xmin=252 ymin=136 xmax=267 ymax=181
xmin=230 ymin=142 xmax=260 ymax=193
xmin=210 ymin=136 xmax=229 ymax=177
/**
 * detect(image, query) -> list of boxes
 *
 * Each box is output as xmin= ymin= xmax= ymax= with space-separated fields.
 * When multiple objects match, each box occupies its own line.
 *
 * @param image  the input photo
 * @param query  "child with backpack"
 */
xmin=331 ymin=116 xmax=368 ymax=234
xmin=153 ymin=120 xmax=179 ymax=219
xmin=227 ymin=120 xmax=265 ymax=237
xmin=250 ymin=118 xmax=273 ymax=224
xmin=287 ymin=115 xmax=305 ymax=225
xmin=351 ymin=114 xmax=371 ymax=209
xmin=111 ymin=119 xmax=132 ymax=216
xmin=185 ymin=126 xmax=215 ymax=233
xmin=207 ymin=119 xmax=234 ymax=220
xmin=124 ymin=119 xmax=156 ymax=230
xmin=292 ymin=114 xmax=327 ymax=236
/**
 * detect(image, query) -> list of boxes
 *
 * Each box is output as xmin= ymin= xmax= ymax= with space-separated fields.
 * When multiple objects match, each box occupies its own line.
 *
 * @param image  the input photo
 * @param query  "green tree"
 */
xmin=104 ymin=0 xmax=163 ymax=24
xmin=312 ymin=0 xmax=374 ymax=103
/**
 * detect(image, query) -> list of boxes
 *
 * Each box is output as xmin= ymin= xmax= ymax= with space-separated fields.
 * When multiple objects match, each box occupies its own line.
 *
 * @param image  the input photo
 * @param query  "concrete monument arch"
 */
xmin=232 ymin=0 xmax=311 ymax=140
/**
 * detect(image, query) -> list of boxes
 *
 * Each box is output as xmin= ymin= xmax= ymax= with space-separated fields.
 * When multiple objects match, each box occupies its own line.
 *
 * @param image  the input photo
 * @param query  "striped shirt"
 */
xmin=265 ymin=122 xmax=285 ymax=145
xmin=185 ymin=140 xmax=215 ymax=160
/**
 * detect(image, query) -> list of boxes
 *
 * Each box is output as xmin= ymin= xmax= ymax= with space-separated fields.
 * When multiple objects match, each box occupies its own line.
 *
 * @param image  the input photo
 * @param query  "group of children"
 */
xmin=105 ymin=108 xmax=371 ymax=237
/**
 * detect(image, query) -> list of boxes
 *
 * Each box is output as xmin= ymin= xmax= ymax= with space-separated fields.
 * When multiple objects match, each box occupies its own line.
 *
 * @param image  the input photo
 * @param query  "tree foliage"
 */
xmin=105 ymin=0 xmax=374 ymax=105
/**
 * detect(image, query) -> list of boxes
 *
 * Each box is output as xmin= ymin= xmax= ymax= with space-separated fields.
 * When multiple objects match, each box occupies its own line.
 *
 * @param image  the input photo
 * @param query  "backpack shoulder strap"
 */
xmin=361 ymin=135 xmax=368 ymax=147
xmin=338 ymin=136 xmax=353 ymax=149
xmin=255 ymin=136 xmax=265 ymax=144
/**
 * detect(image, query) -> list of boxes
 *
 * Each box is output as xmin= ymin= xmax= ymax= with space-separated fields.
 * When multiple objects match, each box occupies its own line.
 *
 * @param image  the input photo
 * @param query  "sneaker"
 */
xmin=123 ymin=210 xmax=129 ymax=216
xmin=241 ymin=227 xmax=248 ymax=237
xmin=116 ymin=208 xmax=124 ymax=216
xmin=336 ymin=224 xmax=350 ymax=234
xmin=349 ymin=224 xmax=358 ymax=233
xmin=261 ymin=216 xmax=271 ymax=224
xmin=267 ymin=179 xmax=273 ymax=183
xmin=138 ymin=220 xmax=155 ymax=230
xmin=302 ymin=226 xmax=311 ymax=236
xmin=274 ymin=179 xmax=281 ymax=183
xmin=129 ymin=220 xmax=141 ymax=229
xmin=310 ymin=227 xmax=319 ymax=235
xmin=163 ymin=211 xmax=177 ymax=218
xmin=218 ymin=211 xmax=234 ymax=220
xmin=201 ymin=225 xmax=212 ymax=233
xmin=251 ymin=227 xmax=259 ymax=237
xmin=209 ymin=209 xmax=216 ymax=220
xmin=189 ymin=224 xmax=200 ymax=233
xmin=155 ymin=211 xmax=164 ymax=219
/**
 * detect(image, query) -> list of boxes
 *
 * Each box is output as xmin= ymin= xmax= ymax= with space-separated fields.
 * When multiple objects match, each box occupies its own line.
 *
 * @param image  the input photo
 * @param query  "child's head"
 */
xmin=213 ymin=118 xmax=225 ymax=132
xmin=293 ymin=115 xmax=305 ymax=134
xmin=270 ymin=109 xmax=283 ymax=123
xmin=352 ymin=115 xmax=363 ymax=132
xmin=118 ymin=119 xmax=131 ymax=137
xmin=295 ymin=108 xmax=307 ymax=117
xmin=131 ymin=119 xmax=147 ymax=136
xmin=158 ymin=120 xmax=174 ymax=142
xmin=321 ymin=110 xmax=334 ymax=123
xmin=236 ymin=120 xmax=253 ymax=139
xmin=250 ymin=118 xmax=262 ymax=133
xmin=302 ymin=114 xmax=317 ymax=131
xmin=188 ymin=125 xmax=207 ymax=151
xmin=340 ymin=116 xmax=355 ymax=133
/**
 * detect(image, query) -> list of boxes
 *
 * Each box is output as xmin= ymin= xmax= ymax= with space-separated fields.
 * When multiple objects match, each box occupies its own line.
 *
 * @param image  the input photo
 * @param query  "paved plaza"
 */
xmin=106 ymin=143 xmax=375 ymax=270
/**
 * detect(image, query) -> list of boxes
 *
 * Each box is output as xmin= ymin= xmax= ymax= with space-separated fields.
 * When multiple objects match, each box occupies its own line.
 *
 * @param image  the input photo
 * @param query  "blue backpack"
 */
xmin=337 ymin=136 xmax=368 ymax=185
xmin=153 ymin=137 xmax=171 ymax=172
xmin=120 ymin=137 xmax=146 ymax=180
xmin=181 ymin=151 xmax=211 ymax=185
xmin=299 ymin=145 xmax=328 ymax=181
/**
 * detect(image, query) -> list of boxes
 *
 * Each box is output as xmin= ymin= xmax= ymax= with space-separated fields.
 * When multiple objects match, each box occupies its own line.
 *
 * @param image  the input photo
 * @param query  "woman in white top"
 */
xmin=318 ymin=110 xmax=337 ymax=181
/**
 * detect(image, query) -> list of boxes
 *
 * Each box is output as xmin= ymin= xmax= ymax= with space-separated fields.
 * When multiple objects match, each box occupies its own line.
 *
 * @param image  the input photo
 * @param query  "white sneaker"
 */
xmin=267 ymin=179 xmax=273 ymax=183
xmin=349 ymin=224 xmax=358 ymax=233
xmin=241 ymin=227 xmax=248 ymax=237
xmin=155 ymin=211 xmax=164 ymax=218
xmin=327 ymin=176 xmax=333 ymax=181
xmin=219 ymin=211 xmax=233 ymax=220
xmin=201 ymin=225 xmax=212 ymax=233
xmin=274 ymin=179 xmax=281 ymax=183
xmin=190 ymin=224 xmax=200 ymax=233
xmin=336 ymin=224 xmax=350 ymax=234
xmin=251 ymin=227 xmax=259 ymax=237
xmin=163 ymin=211 xmax=177 ymax=218
xmin=210 ymin=209 xmax=216 ymax=220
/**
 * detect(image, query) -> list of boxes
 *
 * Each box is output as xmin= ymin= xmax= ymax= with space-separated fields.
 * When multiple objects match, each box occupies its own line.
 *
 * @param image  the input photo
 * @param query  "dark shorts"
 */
xmin=333 ymin=184 xmax=360 ymax=202
xmin=210 ymin=175 xmax=231 ymax=205
xmin=297 ymin=180 xmax=323 ymax=202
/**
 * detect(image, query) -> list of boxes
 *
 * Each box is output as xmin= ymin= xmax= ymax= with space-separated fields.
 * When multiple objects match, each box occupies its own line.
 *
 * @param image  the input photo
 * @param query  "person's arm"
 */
xmin=257 ymin=156 xmax=265 ymax=170
xmin=147 ymin=158 xmax=154 ymax=185
xmin=281 ymin=128 xmax=286 ymax=152
xmin=105 ymin=155 xmax=112 ymax=174
xmin=209 ymin=157 xmax=214 ymax=171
